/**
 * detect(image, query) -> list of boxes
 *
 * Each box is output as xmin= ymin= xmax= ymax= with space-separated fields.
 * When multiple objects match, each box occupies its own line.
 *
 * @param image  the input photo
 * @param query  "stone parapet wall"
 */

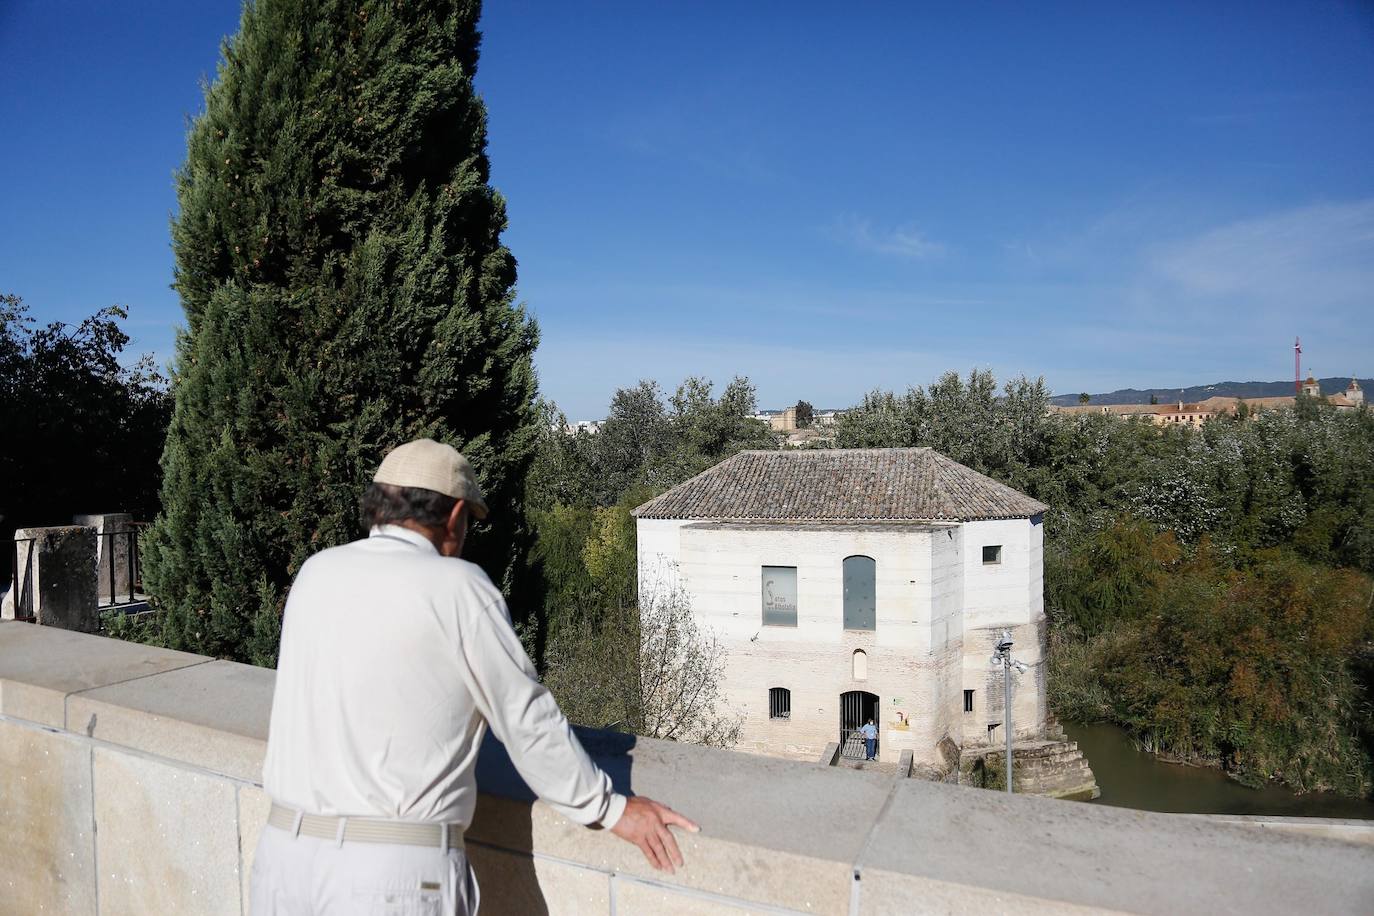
xmin=2 ymin=621 xmax=1372 ymax=915
xmin=73 ymin=513 xmax=135 ymax=603
xmin=2 ymin=526 xmax=99 ymax=630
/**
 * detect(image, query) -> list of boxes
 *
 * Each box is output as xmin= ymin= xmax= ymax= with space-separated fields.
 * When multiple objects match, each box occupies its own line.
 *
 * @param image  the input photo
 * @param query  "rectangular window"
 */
xmin=761 ymin=566 xmax=798 ymax=627
xmin=982 ymin=545 xmax=1002 ymax=565
xmin=769 ymin=687 xmax=791 ymax=719
xmin=842 ymin=555 xmax=877 ymax=630
xmin=964 ymin=689 xmax=975 ymax=713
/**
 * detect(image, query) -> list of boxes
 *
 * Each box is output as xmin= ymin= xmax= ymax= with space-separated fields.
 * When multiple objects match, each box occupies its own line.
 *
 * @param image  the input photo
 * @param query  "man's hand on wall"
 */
xmin=610 ymin=796 xmax=699 ymax=873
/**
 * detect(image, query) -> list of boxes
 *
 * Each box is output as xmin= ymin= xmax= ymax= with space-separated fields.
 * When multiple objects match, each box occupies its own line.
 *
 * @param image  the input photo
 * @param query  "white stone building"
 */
xmin=634 ymin=448 xmax=1049 ymax=766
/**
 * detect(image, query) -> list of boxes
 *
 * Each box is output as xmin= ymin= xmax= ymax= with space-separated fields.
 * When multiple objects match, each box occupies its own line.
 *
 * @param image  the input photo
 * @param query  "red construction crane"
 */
xmin=1294 ymin=337 xmax=1302 ymax=395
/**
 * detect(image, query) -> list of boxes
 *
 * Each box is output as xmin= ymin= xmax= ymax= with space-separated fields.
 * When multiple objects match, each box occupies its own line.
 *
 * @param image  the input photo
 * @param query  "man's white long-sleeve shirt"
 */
xmin=262 ymin=525 xmax=625 ymax=831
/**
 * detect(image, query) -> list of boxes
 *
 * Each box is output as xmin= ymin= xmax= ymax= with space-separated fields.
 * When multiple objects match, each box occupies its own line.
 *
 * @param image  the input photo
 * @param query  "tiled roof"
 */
xmin=632 ymin=448 xmax=1048 ymax=522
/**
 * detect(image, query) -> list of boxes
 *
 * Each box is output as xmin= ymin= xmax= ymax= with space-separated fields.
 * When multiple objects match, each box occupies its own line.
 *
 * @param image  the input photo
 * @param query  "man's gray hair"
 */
xmin=359 ymin=482 xmax=458 ymax=530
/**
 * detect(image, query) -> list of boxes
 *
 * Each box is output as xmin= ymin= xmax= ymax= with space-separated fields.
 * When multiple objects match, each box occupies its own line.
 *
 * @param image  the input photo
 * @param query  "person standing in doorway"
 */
xmin=252 ymin=439 xmax=697 ymax=915
xmin=861 ymin=717 xmax=879 ymax=761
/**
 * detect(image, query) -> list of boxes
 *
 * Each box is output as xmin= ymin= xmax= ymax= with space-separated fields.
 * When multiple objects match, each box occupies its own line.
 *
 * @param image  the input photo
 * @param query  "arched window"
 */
xmin=843 ymin=555 xmax=876 ymax=630
xmin=852 ymin=649 xmax=868 ymax=680
xmin=769 ymin=687 xmax=791 ymax=720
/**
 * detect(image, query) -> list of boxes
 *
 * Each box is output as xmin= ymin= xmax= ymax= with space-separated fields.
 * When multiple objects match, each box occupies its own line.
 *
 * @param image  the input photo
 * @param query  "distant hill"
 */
xmin=1049 ymin=377 xmax=1371 ymax=407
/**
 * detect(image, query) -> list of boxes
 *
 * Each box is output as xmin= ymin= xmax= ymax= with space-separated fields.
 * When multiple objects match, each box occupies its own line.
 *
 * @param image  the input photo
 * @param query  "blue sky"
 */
xmin=2 ymin=2 xmax=1372 ymax=418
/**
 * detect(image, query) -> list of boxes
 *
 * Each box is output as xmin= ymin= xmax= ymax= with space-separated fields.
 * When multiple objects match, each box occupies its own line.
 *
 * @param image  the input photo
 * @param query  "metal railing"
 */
xmin=10 ymin=537 xmax=36 ymax=622
xmin=840 ymin=728 xmax=879 ymax=760
xmin=96 ymin=525 xmax=146 ymax=609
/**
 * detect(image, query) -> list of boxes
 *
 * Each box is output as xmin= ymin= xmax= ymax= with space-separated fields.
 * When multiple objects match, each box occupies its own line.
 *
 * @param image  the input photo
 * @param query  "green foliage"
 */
xmin=543 ymin=585 xmax=742 ymax=747
xmin=794 ymin=399 xmax=814 ymax=428
xmin=1052 ymin=535 xmax=1373 ymax=795
xmin=528 ymin=377 xmax=773 ymax=513
xmin=0 ymin=294 xmax=169 ymax=577
xmin=521 ymin=376 xmax=772 ymax=746
xmin=142 ymin=0 xmax=539 ymax=663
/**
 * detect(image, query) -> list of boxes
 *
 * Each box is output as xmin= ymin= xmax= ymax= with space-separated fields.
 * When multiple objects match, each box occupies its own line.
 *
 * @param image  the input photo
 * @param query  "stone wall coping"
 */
xmin=860 ymin=778 xmax=1373 ymax=914
xmin=68 ymin=659 xmax=274 ymax=782
xmin=2 ymin=621 xmax=1371 ymax=914
xmin=0 ymin=621 xmax=209 ymax=727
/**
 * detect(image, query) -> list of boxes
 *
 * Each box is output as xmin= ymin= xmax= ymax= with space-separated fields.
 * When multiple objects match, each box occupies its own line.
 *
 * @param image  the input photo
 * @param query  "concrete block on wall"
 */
xmin=4 ymin=526 xmax=98 ymax=631
xmin=467 ymin=844 xmax=612 ymax=916
xmin=0 ymin=619 xmax=207 ymax=728
xmin=238 ymin=783 xmax=273 ymax=912
xmin=94 ymin=747 xmax=242 ymax=916
xmin=73 ymin=512 xmax=134 ymax=603
xmin=0 ymin=719 xmax=97 ymax=915
xmin=70 ymin=659 xmax=273 ymax=781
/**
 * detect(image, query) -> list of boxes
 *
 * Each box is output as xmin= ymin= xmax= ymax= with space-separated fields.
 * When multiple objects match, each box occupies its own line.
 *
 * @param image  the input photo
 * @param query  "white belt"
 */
xmin=268 ymin=802 xmax=464 ymax=850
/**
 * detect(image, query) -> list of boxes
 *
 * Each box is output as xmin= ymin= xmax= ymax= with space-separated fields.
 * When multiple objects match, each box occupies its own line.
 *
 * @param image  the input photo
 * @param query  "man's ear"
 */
xmin=447 ymin=499 xmax=468 ymax=534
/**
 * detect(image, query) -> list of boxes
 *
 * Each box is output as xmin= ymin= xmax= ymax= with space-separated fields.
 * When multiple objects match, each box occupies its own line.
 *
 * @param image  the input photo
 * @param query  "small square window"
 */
xmin=982 ymin=545 xmax=1002 ymax=565
xmin=963 ymin=689 xmax=974 ymax=713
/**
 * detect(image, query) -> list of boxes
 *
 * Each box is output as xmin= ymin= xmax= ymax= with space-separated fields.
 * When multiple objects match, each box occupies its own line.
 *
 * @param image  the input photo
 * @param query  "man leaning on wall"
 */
xmin=251 ymin=438 xmax=697 ymax=915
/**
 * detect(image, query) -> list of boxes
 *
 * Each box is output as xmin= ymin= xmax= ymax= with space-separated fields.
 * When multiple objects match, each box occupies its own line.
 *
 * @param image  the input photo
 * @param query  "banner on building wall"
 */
xmin=761 ymin=566 xmax=797 ymax=626
xmin=891 ymin=697 xmax=911 ymax=730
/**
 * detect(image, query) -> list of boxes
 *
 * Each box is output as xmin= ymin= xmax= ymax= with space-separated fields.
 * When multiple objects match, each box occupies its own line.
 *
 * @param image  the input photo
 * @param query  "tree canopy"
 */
xmin=0 ymin=294 xmax=169 ymax=578
xmin=142 ymin=0 xmax=539 ymax=664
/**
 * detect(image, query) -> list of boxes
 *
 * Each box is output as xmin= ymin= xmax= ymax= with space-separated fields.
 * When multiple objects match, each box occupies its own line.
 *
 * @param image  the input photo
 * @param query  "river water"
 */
xmin=1065 ymin=722 xmax=1374 ymax=820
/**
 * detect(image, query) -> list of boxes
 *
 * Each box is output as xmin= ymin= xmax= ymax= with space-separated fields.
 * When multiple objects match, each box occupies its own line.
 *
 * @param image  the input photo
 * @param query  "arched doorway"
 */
xmin=840 ymin=690 xmax=879 ymax=760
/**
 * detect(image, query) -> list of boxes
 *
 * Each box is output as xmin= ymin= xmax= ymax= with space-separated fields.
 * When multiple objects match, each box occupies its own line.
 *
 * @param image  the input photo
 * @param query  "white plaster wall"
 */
xmin=959 ymin=518 xmax=1046 ymax=745
xmin=961 ymin=519 xmax=1034 ymax=629
xmin=961 ymin=621 xmax=1044 ymax=746
xmin=636 ymin=516 xmax=1047 ymax=762
xmin=677 ymin=524 xmax=933 ymax=650
xmin=636 ymin=518 xmax=687 ymax=601
xmin=929 ymin=526 xmax=965 ymax=750
xmin=670 ymin=523 xmax=973 ymax=763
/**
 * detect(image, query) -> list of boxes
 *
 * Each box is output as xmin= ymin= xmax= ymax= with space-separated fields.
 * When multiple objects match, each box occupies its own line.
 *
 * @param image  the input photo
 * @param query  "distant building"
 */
xmin=564 ymin=420 xmax=603 ymax=435
xmin=1049 ymin=379 xmax=1367 ymax=428
xmin=634 ymin=448 xmax=1049 ymax=767
xmin=1331 ymin=378 xmax=1363 ymax=409
xmin=751 ymin=407 xmax=846 ymax=434
xmin=770 ymin=406 xmax=799 ymax=433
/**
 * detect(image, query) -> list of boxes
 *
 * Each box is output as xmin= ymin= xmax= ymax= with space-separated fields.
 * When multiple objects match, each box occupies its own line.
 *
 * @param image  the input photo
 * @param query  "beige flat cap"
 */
xmin=373 ymin=438 xmax=489 ymax=519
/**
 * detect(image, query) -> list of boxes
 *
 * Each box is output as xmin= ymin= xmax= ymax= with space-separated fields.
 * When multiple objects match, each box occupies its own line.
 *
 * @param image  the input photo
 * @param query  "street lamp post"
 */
xmin=990 ymin=629 xmax=1028 ymax=794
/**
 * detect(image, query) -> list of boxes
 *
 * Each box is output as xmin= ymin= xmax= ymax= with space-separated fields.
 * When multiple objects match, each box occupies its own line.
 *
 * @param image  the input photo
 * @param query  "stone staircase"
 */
xmin=1008 ymin=740 xmax=1099 ymax=799
xmin=959 ymin=718 xmax=1099 ymax=799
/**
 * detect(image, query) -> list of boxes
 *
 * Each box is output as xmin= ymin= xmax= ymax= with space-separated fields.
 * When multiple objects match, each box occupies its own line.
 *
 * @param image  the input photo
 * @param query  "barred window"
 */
xmin=769 ymin=687 xmax=791 ymax=720
xmin=964 ymin=689 xmax=975 ymax=713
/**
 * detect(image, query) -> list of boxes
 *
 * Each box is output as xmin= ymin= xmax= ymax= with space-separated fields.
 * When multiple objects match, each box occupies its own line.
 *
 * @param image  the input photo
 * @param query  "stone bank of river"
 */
xmin=1065 ymin=721 xmax=1374 ymax=820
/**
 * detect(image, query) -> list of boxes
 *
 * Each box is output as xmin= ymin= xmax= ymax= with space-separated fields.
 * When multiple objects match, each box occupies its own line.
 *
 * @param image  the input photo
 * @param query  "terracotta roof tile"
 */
xmin=632 ymin=448 xmax=1048 ymax=521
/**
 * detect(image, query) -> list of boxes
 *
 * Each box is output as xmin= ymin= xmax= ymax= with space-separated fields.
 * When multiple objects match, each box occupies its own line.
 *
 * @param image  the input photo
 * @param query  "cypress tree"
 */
xmin=143 ymin=0 xmax=539 ymax=664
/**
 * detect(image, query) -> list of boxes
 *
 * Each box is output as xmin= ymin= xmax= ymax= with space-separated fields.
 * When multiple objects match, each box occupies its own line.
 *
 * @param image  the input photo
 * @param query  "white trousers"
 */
xmin=250 ymin=823 xmax=479 ymax=915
